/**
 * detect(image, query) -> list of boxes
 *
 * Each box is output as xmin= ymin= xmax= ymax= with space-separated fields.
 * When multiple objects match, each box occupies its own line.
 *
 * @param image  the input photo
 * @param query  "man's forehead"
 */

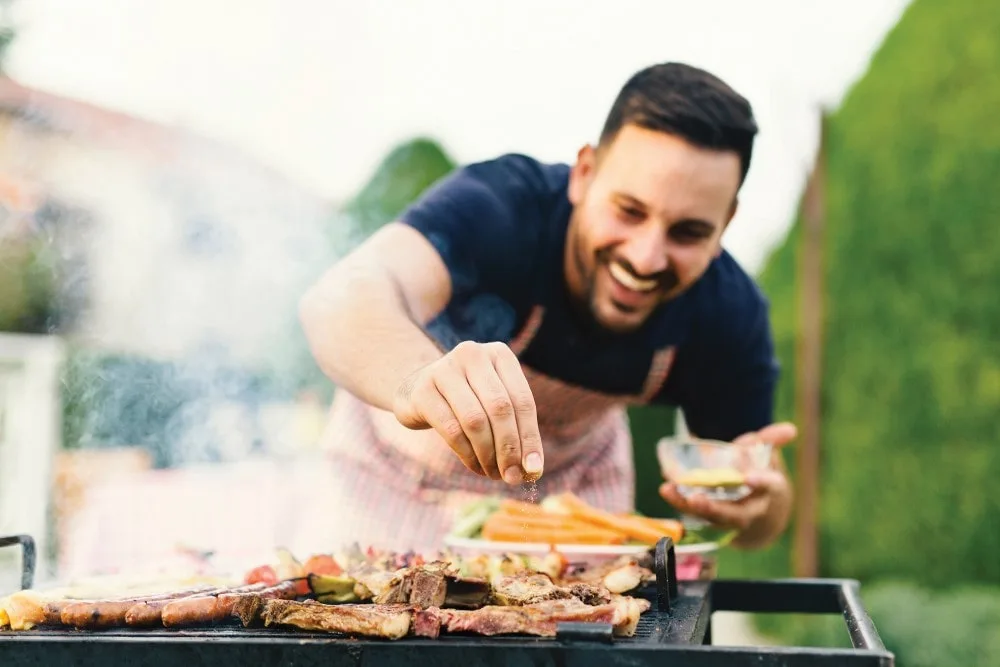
xmin=596 ymin=125 xmax=741 ymax=216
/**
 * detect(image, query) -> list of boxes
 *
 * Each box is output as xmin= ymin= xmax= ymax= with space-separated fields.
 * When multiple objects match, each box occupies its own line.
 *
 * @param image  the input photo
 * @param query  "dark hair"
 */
xmin=599 ymin=62 xmax=758 ymax=184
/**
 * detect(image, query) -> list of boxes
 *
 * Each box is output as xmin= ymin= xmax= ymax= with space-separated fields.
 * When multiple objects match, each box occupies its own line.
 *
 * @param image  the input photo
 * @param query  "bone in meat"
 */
xmin=261 ymin=599 xmax=413 ymax=640
xmin=489 ymin=574 xmax=575 ymax=606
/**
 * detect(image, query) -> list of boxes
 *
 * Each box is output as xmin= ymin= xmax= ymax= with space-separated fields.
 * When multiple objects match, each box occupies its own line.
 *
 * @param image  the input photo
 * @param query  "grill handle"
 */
xmin=652 ymin=536 xmax=677 ymax=612
xmin=0 ymin=534 xmax=35 ymax=591
xmin=708 ymin=578 xmax=887 ymax=651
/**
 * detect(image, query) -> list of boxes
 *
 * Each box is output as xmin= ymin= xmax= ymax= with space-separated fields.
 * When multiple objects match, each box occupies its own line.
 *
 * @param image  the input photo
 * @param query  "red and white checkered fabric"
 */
xmin=292 ymin=306 xmax=677 ymax=555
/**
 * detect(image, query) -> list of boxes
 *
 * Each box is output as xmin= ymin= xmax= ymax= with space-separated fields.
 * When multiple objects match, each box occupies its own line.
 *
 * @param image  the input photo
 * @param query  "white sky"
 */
xmin=6 ymin=0 xmax=911 ymax=274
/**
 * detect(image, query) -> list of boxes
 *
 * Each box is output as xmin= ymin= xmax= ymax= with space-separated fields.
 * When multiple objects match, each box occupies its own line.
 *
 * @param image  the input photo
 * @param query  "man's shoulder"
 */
xmin=688 ymin=251 xmax=771 ymax=335
xmin=461 ymin=153 xmax=570 ymax=204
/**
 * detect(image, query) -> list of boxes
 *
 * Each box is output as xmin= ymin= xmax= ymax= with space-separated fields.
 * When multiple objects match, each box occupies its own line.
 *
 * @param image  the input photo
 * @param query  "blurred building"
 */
xmin=0 ymin=74 xmax=332 ymax=366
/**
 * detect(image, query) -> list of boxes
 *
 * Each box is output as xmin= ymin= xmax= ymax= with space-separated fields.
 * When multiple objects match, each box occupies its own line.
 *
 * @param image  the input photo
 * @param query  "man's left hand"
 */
xmin=658 ymin=422 xmax=797 ymax=549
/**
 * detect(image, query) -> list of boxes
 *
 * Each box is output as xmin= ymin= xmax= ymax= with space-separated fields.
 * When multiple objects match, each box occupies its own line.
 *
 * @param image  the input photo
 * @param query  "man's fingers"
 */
xmin=734 ymin=422 xmax=798 ymax=448
xmin=489 ymin=343 xmax=544 ymax=482
xmin=658 ymin=483 xmax=696 ymax=513
xmin=463 ymin=349 xmax=522 ymax=483
xmin=658 ymin=483 xmax=763 ymax=531
xmin=440 ymin=376 xmax=498 ymax=479
xmin=418 ymin=383 xmax=483 ymax=476
xmin=743 ymin=469 xmax=787 ymax=492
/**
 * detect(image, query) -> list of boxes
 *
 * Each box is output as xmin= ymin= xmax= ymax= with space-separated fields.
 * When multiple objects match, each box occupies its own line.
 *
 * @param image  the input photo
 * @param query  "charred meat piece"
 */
xmin=349 ymin=564 xmax=405 ymax=601
xmin=262 ymin=600 xmax=412 ymax=640
xmin=568 ymin=582 xmax=612 ymax=606
xmin=356 ymin=561 xmax=457 ymax=609
xmin=408 ymin=567 xmax=447 ymax=609
xmin=413 ymin=598 xmax=619 ymax=639
xmin=609 ymin=594 xmax=652 ymax=637
xmin=489 ymin=574 xmax=574 ymax=606
xmin=442 ymin=575 xmax=491 ymax=609
xmin=228 ymin=582 xmax=304 ymax=628
xmin=561 ymin=557 xmax=653 ymax=594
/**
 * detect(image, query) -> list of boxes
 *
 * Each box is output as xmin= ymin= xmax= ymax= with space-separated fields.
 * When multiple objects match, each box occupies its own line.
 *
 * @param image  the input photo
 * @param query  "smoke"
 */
xmin=46 ymin=130 xmax=339 ymax=466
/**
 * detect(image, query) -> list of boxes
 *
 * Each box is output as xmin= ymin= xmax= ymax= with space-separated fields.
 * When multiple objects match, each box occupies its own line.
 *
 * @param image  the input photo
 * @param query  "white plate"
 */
xmin=442 ymin=535 xmax=719 ymax=562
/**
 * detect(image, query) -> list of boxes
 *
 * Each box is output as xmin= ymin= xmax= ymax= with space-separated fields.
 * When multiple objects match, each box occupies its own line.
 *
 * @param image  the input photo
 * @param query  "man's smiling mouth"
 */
xmin=608 ymin=262 xmax=658 ymax=292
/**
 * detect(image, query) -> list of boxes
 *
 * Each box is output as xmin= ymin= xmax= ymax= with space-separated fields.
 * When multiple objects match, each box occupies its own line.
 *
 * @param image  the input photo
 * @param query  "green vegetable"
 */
xmin=309 ymin=573 xmax=359 ymax=603
xmin=449 ymin=496 xmax=502 ymax=538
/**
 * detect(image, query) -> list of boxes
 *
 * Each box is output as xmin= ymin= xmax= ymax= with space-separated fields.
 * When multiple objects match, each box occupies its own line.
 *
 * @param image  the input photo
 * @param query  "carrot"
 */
xmin=498 ymin=499 xmax=549 ymax=515
xmin=482 ymin=514 xmax=626 ymax=545
xmin=619 ymin=514 xmax=685 ymax=543
xmin=481 ymin=524 xmax=627 ymax=545
xmin=555 ymin=493 xmax=671 ymax=545
xmin=484 ymin=513 xmax=623 ymax=538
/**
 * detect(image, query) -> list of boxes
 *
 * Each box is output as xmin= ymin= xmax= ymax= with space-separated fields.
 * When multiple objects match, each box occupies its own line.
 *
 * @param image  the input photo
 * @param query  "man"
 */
xmin=297 ymin=62 xmax=796 ymax=555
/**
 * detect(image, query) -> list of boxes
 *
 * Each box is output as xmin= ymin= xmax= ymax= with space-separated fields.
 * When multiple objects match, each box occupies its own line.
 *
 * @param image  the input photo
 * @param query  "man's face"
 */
xmin=565 ymin=124 xmax=742 ymax=333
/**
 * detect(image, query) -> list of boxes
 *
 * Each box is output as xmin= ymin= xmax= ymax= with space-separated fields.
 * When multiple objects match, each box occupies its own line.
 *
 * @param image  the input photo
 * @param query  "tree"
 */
xmin=746 ymin=0 xmax=1000 ymax=588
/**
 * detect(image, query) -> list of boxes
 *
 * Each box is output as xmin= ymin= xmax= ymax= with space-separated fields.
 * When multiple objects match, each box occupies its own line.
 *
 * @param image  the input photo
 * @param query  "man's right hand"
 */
xmin=392 ymin=341 xmax=544 ymax=485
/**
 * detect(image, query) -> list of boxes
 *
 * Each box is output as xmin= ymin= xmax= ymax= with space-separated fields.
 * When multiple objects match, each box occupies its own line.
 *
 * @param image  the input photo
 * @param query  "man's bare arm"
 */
xmin=298 ymin=222 xmax=452 ymax=411
xmin=299 ymin=221 xmax=545 ymax=483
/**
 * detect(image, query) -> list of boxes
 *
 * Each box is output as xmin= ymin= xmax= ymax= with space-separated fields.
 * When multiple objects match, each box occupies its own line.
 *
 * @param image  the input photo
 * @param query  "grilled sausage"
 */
xmin=125 ymin=587 xmax=230 ymax=627
xmin=160 ymin=583 xmax=274 ymax=628
xmin=59 ymin=586 xmax=221 ymax=629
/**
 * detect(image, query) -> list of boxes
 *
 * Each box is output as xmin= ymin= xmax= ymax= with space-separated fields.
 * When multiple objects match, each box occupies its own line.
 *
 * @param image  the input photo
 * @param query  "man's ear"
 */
xmin=567 ymin=144 xmax=597 ymax=206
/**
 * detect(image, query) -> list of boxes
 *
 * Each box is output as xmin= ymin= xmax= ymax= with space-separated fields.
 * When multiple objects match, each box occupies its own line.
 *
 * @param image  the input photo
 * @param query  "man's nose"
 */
xmin=620 ymin=225 xmax=669 ymax=276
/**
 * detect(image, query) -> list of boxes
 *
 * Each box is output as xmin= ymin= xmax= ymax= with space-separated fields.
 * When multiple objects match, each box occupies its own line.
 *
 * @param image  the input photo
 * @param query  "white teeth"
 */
xmin=608 ymin=262 xmax=658 ymax=292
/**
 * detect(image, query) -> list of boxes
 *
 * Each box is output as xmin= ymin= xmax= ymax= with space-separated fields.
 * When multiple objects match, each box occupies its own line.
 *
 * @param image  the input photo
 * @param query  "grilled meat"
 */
xmin=562 ymin=557 xmax=653 ymax=594
xmin=262 ymin=599 xmax=413 ymax=639
xmin=609 ymin=594 xmax=651 ymax=637
xmin=59 ymin=585 xmax=227 ymax=629
xmin=413 ymin=598 xmax=619 ymax=639
xmin=442 ymin=575 xmax=491 ymax=609
xmin=489 ymin=573 xmax=574 ymax=606
xmin=161 ymin=581 xmax=297 ymax=628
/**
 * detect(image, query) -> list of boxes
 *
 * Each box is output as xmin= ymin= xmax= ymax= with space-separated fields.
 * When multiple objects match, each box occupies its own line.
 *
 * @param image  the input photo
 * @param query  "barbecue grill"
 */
xmin=0 ymin=533 xmax=895 ymax=666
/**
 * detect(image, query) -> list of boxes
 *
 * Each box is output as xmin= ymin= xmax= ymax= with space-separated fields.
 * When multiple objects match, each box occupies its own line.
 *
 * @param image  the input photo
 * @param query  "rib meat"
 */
xmin=489 ymin=574 xmax=574 ymax=606
xmin=261 ymin=599 xmax=412 ymax=640
xmin=413 ymin=598 xmax=619 ymax=639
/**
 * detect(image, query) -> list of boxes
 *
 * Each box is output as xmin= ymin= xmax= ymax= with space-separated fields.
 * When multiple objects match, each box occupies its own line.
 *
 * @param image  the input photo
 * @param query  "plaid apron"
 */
xmin=292 ymin=306 xmax=676 ymax=555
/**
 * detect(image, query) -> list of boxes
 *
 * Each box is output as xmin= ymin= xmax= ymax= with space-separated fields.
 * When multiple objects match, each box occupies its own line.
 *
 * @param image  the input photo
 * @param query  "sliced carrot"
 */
xmin=555 ymin=493 xmax=671 ymax=545
xmin=619 ymin=514 xmax=685 ymax=543
xmin=489 ymin=512 xmax=604 ymax=530
xmin=498 ymin=499 xmax=549 ymax=515
xmin=484 ymin=514 xmax=624 ymax=540
xmin=481 ymin=524 xmax=626 ymax=545
xmin=482 ymin=514 xmax=626 ymax=545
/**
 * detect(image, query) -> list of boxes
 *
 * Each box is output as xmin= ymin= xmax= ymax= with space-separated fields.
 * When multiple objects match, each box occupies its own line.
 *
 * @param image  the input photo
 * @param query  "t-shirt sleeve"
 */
xmin=659 ymin=291 xmax=780 ymax=442
xmin=397 ymin=155 xmax=539 ymax=300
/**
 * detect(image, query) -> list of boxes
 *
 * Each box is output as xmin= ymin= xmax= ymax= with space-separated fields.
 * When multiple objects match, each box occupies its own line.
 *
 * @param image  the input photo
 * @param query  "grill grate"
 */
xmin=0 ymin=535 xmax=896 ymax=666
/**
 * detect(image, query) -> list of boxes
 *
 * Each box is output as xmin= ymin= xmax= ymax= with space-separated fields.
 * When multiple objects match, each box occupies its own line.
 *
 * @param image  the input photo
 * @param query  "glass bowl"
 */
xmin=656 ymin=436 xmax=773 ymax=502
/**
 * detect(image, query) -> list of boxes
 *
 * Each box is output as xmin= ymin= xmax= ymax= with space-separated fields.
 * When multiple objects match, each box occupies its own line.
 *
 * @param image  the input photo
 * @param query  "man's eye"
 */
xmin=670 ymin=227 xmax=710 ymax=242
xmin=619 ymin=206 xmax=643 ymax=220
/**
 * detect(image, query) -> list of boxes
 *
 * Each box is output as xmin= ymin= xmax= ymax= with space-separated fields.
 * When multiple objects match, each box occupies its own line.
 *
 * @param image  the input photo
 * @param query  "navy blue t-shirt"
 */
xmin=399 ymin=153 xmax=779 ymax=441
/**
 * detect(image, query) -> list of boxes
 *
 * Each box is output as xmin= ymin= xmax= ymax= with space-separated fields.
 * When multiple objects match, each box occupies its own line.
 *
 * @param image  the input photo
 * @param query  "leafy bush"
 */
xmin=744 ymin=0 xmax=1000 ymax=587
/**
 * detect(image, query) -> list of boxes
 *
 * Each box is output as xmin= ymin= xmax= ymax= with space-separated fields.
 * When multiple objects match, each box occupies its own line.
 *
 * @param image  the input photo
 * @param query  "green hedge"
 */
xmin=750 ymin=0 xmax=1000 ymax=588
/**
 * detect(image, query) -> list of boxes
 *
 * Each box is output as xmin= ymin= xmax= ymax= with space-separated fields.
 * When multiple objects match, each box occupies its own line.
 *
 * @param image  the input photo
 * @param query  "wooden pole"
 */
xmin=793 ymin=109 xmax=827 ymax=578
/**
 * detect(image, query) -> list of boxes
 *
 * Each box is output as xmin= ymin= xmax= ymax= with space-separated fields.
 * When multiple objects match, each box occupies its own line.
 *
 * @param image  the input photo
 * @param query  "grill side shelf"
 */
xmin=0 ymin=535 xmax=35 ymax=591
xmin=707 ymin=578 xmax=894 ymax=663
